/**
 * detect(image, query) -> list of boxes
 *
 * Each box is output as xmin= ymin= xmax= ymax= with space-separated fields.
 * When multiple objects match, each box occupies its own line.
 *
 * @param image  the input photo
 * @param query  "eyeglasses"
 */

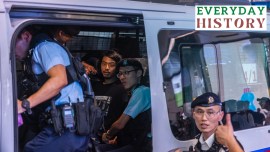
xmin=193 ymin=109 xmax=221 ymax=119
xmin=117 ymin=69 xmax=137 ymax=78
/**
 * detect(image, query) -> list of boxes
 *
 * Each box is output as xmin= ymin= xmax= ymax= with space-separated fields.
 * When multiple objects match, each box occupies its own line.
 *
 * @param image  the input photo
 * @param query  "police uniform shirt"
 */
xmin=198 ymin=134 xmax=226 ymax=152
xmin=32 ymin=41 xmax=84 ymax=105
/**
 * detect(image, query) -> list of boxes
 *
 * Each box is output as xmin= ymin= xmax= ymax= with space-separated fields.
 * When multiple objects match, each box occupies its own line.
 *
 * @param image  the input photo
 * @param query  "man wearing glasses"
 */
xmin=191 ymin=92 xmax=244 ymax=152
xmin=99 ymin=59 xmax=151 ymax=152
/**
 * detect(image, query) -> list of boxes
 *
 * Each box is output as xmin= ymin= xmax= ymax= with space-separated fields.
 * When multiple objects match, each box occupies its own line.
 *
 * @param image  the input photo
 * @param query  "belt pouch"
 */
xmin=50 ymin=108 xmax=63 ymax=134
xmin=89 ymin=104 xmax=104 ymax=135
xmin=75 ymin=101 xmax=90 ymax=135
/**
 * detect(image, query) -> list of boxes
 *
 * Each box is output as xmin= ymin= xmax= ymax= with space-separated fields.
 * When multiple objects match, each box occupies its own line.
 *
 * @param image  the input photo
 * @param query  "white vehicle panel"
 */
xmin=143 ymin=11 xmax=196 ymax=152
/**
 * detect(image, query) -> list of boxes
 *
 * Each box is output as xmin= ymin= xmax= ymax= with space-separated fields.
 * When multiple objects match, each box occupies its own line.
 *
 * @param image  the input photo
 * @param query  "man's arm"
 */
xmin=18 ymin=64 xmax=67 ymax=113
xmin=102 ymin=87 xmax=151 ymax=143
xmin=102 ymin=113 xmax=130 ymax=142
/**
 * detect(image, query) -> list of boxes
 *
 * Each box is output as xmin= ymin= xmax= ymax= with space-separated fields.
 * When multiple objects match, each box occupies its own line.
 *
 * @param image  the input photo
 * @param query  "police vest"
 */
xmin=24 ymin=33 xmax=93 ymax=109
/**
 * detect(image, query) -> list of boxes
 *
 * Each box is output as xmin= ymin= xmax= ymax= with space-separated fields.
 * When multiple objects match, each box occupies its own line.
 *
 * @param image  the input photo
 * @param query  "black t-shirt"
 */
xmin=92 ymin=80 xmax=128 ymax=130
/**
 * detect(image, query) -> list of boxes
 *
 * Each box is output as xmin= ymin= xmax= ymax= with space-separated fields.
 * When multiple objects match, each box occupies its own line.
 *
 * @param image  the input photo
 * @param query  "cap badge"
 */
xmin=208 ymin=96 xmax=214 ymax=104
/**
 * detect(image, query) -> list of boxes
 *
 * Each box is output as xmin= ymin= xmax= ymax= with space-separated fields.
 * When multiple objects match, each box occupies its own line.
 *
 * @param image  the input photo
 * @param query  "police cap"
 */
xmin=191 ymin=92 xmax=222 ymax=108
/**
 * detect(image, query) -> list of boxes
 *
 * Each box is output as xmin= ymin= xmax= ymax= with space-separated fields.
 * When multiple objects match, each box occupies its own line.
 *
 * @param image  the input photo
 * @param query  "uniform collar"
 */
xmin=199 ymin=133 xmax=215 ymax=150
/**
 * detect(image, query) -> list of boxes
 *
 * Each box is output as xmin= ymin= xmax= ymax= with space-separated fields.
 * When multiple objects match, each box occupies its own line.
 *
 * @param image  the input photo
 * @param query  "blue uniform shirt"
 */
xmin=124 ymin=85 xmax=151 ymax=118
xmin=32 ymin=41 xmax=84 ymax=105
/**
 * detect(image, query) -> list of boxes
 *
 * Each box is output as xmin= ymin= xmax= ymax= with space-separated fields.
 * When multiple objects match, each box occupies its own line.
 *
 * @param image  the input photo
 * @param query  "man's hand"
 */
xmin=108 ymin=136 xmax=117 ymax=145
xmin=82 ymin=61 xmax=97 ymax=75
xmin=17 ymin=99 xmax=25 ymax=114
xmin=216 ymin=114 xmax=244 ymax=152
xmin=102 ymin=132 xmax=109 ymax=143
xmin=102 ymin=132 xmax=117 ymax=145
xmin=216 ymin=114 xmax=234 ymax=146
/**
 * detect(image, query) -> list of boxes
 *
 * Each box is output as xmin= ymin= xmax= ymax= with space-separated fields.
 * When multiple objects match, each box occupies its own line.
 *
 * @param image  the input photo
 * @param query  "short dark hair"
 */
xmin=18 ymin=25 xmax=39 ymax=38
xmin=61 ymin=26 xmax=80 ymax=36
xmin=103 ymin=50 xmax=122 ymax=64
xmin=49 ymin=25 xmax=80 ymax=37
xmin=117 ymin=58 xmax=143 ymax=73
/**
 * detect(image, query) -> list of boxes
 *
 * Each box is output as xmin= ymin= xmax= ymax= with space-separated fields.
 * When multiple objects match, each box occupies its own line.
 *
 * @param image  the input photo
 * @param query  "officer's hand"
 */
xmin=17 ymin=99 xmax=25 ymax=114
xmin=215 ymin=114 xmax=234 ymax=146
xmin=82 ymin=61 xmax=97 ymax=75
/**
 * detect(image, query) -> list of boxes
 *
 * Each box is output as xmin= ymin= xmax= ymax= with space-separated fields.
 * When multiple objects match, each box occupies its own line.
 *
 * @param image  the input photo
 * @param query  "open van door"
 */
xmin=0 ymin=1 xmax=16 ymax=152
xmin=143 ymin=8 xmax=270 ymax=152
xmin=143 ymin=9 xmax=196 ymax=152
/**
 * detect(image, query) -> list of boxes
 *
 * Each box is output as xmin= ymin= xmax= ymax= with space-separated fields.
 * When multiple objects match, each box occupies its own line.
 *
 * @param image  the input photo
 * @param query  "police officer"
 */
xmin=191 ymin=92 xmax=244 ymax=152
xmin=16 ymin=26 xmax=89 ymax=152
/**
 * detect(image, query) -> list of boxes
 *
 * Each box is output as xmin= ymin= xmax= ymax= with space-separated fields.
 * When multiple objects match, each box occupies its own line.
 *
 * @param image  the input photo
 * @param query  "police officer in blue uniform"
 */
xmin=16 ymin=26 xmax=89 ymax=152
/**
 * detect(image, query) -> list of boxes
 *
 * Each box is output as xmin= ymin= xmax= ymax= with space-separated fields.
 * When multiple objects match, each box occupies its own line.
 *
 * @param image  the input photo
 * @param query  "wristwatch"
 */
xmin=22 ymin=99 xmax=32 ymax=115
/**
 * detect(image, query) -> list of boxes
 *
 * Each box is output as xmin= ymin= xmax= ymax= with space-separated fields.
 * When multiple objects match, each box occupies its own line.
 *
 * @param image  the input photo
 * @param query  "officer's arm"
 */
xmin=105 ymin=113 xmax=130 ymax=139
xmin=18 ymin=64 xmax=67 ymax=113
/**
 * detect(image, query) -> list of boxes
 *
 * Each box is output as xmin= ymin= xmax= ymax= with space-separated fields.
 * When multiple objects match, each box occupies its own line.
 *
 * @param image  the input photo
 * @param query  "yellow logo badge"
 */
xmin=208 ymin=96 xmax=214 ymax=104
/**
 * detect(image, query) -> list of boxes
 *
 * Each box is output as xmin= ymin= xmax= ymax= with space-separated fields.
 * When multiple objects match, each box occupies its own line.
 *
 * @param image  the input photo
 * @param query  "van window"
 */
xmin=158 ymin=30 xmax=270 ymax=140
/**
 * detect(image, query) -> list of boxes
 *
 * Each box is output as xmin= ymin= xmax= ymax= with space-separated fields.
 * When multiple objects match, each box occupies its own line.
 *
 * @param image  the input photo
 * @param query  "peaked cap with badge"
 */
xmin=191 ymin=92 xmax=222 ymax=108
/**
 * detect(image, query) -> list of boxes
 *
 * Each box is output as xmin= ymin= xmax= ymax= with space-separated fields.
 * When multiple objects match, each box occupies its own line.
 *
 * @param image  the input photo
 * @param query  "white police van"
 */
xmin=0 ymin=0 xmax=270 ymax=152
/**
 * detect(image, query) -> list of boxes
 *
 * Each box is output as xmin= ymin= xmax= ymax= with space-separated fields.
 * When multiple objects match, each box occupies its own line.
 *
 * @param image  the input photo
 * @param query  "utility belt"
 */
xmin=43 ymin=101 xmax=91 ymax=136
